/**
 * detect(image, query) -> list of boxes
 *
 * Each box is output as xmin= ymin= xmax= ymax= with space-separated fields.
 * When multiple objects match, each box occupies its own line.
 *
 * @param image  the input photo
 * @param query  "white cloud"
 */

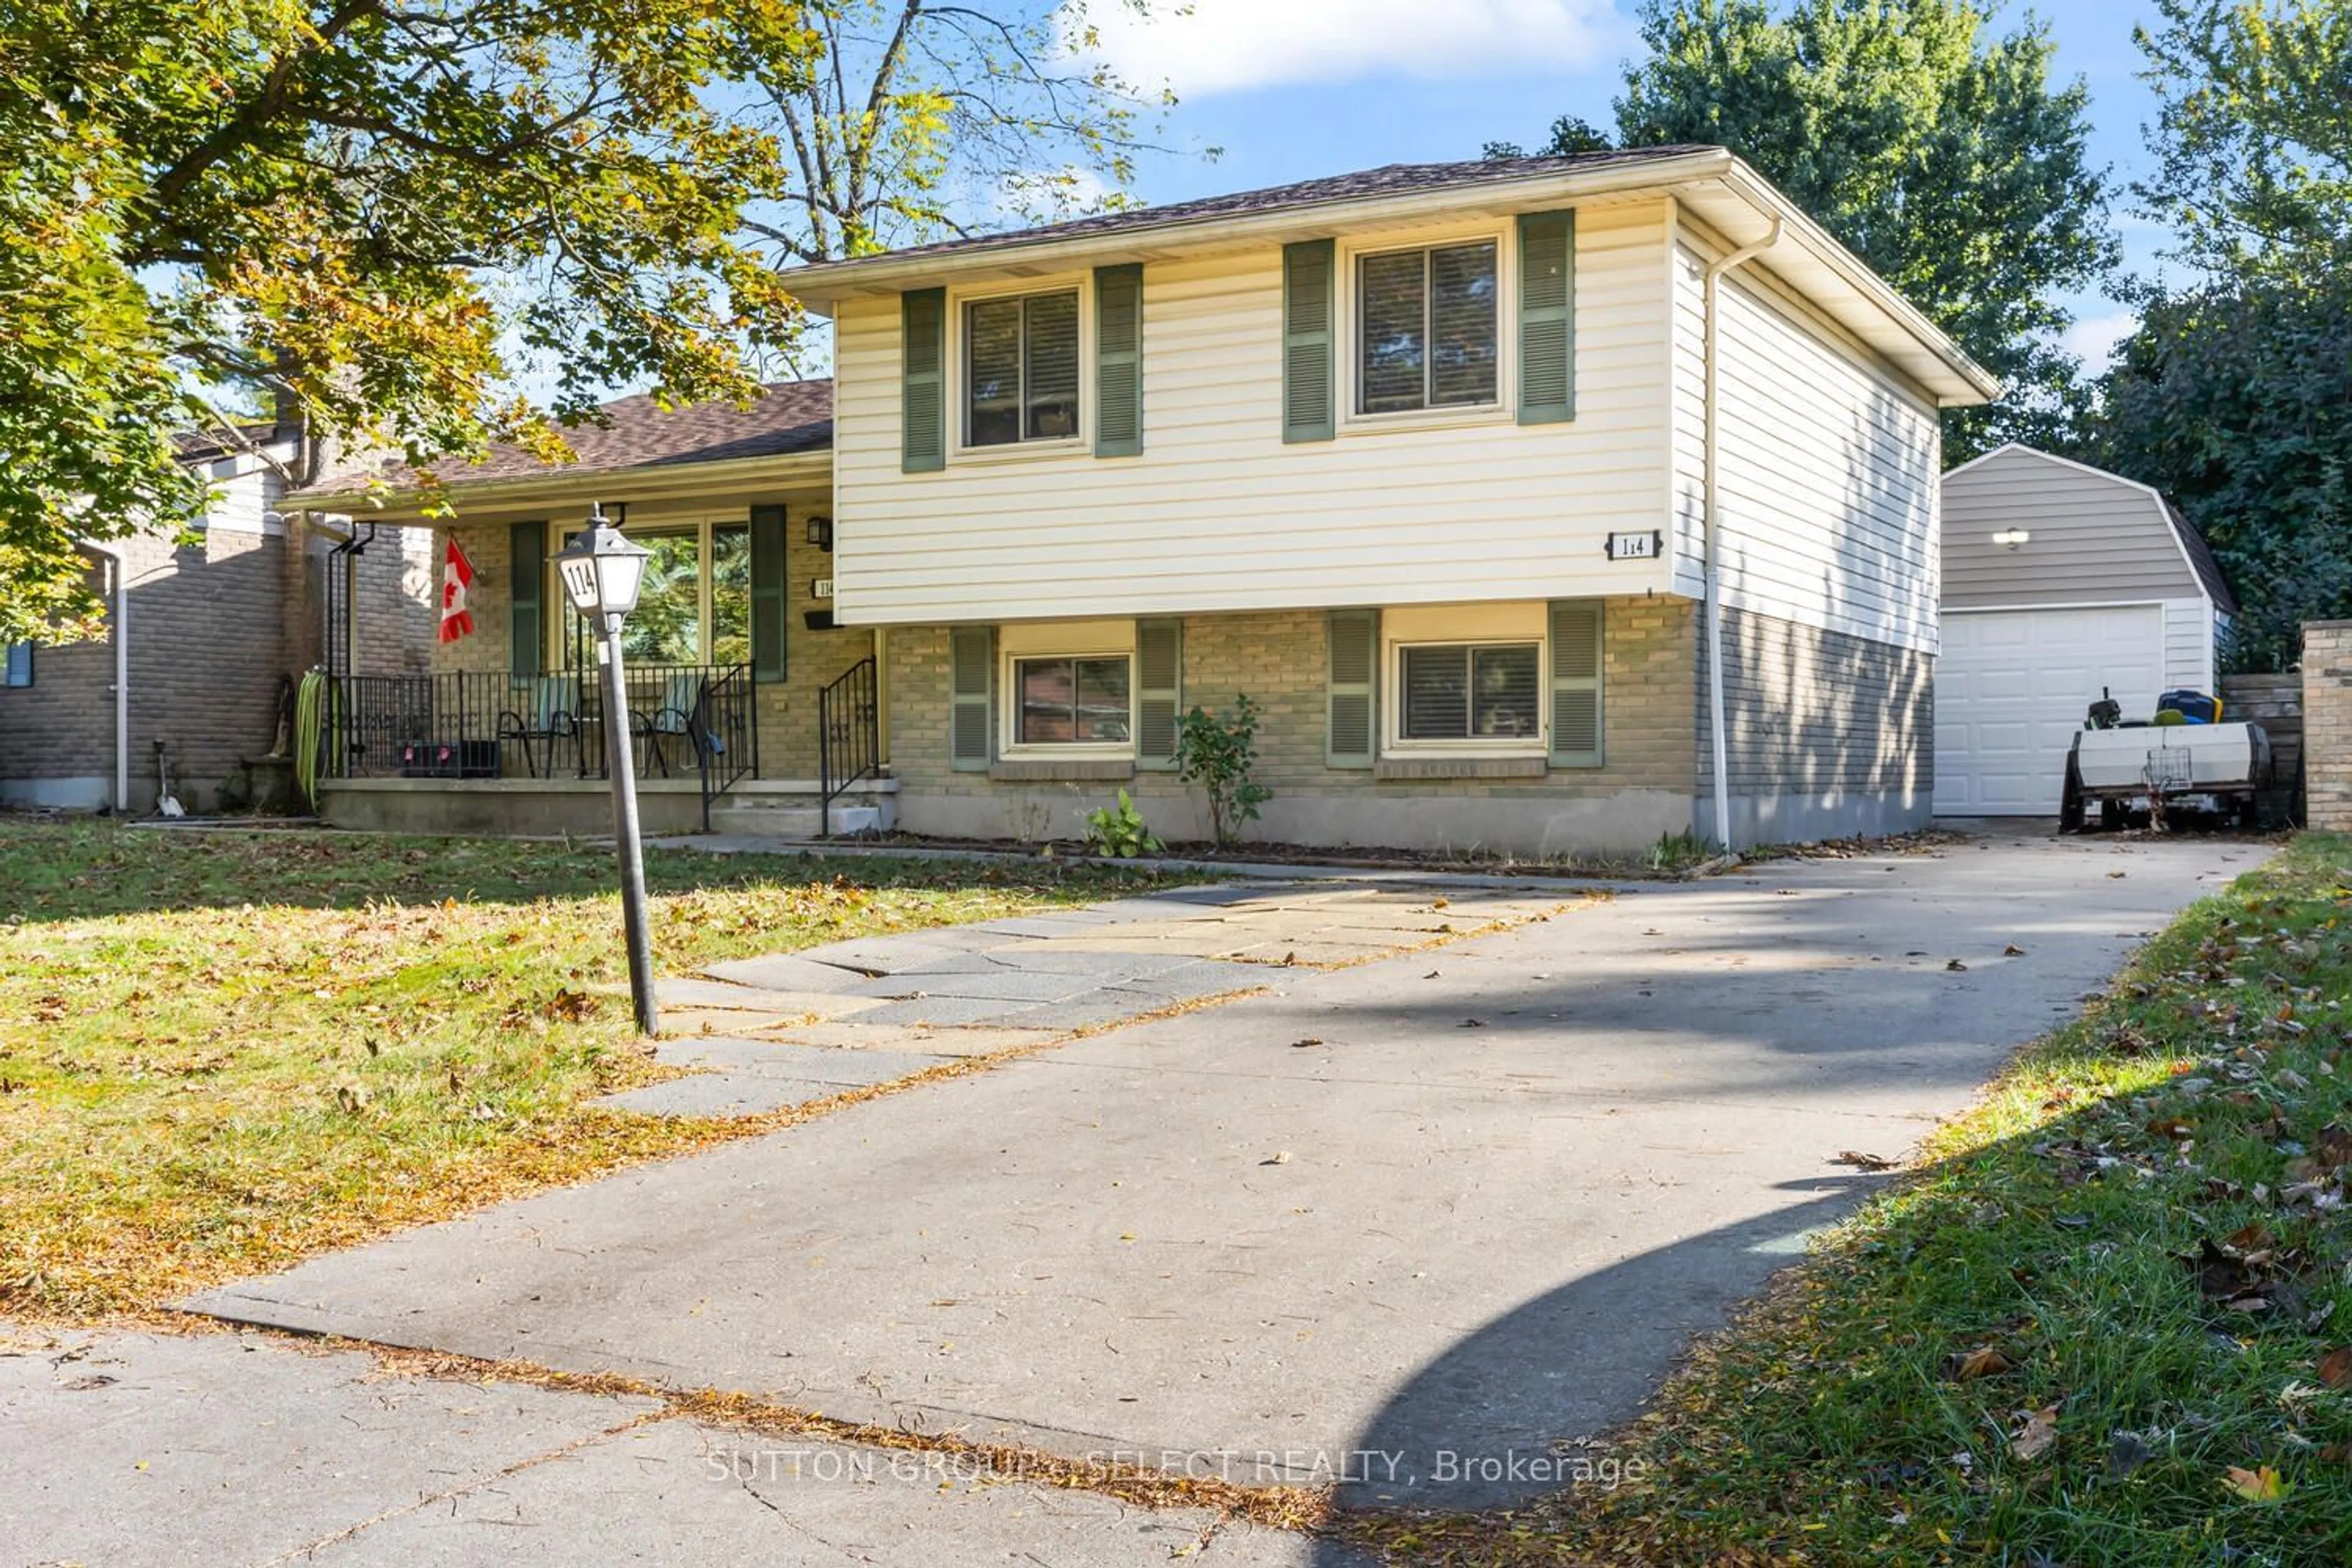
xmin=1072 ymin=0 xmax=1623 ymax=97
xmin=2061 ymin=310 xmax=2139 ymax=374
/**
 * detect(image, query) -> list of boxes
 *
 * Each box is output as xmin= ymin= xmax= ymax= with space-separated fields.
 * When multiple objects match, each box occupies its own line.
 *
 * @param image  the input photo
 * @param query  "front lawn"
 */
xmin=0 ymin=818 xmax=1183 ymax=1322
xmin=1355 ymin=832 xmax=2352 ymax=1564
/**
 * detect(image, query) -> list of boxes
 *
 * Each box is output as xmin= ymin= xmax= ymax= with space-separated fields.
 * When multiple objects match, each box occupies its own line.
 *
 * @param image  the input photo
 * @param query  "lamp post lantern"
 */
xmin=553 ymin=506 xmax=659 ymax=1035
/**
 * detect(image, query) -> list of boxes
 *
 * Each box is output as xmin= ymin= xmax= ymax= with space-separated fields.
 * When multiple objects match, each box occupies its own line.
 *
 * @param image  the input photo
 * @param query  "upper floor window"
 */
xmin=3 ymin=643 xmax=31 ymax=688
xmin=1357 ymin=241 xmax=1499 ymax=415
xmin=967 ymin=290 xmax=1080 ymax=447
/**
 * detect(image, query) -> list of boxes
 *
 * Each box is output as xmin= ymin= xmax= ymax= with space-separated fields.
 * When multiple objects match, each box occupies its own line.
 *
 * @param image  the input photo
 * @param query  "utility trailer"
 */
xmin=2060 ymin=722 xmax=2272 ymax=832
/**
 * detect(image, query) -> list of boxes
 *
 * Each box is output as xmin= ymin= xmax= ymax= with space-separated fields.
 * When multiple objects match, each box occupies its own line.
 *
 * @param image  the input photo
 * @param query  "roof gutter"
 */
xmin=292 ymin=449 xmax=833 ymax=516
xmin=1702 ymin=219 xmax=1783 ymax=852
xmin=74 ymin=540 xmax=131 ymax=815
xmin=1714 ymin=164 xmax=2000 ymax=404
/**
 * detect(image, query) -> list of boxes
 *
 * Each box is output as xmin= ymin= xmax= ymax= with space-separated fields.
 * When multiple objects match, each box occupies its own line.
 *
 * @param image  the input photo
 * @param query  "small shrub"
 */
xmin=1646 ymin=829 xmax=1717 ymax=872
xmin=1175 ymin=694 xmax=1274 ymax=847
xmin=1084 ymin=789 xmax=1163 ymax=858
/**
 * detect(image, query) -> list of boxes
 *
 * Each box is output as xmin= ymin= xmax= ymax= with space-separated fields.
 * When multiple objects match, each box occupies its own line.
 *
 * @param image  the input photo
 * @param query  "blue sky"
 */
xmin=1085 ymin=0 xmax=2172 ymax=368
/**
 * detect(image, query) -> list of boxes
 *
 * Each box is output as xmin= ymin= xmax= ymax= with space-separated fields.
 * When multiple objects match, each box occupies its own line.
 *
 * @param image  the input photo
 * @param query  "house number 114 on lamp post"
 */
xmin=552 ymin=506 xmax=660 ymax=1036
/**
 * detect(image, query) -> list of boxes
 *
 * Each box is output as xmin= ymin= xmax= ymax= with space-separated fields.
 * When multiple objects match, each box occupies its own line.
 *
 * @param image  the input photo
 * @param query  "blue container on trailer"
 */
xmin=2155 ymin=690 xmax=2222 ymax=724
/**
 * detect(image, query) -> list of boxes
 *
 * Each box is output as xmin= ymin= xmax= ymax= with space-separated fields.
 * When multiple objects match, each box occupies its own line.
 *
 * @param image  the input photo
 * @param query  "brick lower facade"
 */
xmin=305 ymin=495 xmax=1932 ymax=853
xmin=1694 ymin=604 xmax=1936 ymax=843
xmin=2304 ymin=622 xmax=2352 ymax=831
xmin=880 ymin=597 xmax=1931 ymax=856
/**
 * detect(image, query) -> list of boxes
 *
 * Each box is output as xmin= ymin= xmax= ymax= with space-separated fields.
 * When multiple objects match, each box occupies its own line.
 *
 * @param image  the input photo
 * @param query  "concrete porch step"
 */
xmin=709 ymin=793 xmax=894 ymax=838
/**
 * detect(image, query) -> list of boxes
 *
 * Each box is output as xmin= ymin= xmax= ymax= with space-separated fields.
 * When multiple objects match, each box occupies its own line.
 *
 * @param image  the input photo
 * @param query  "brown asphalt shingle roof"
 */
xmin=174 ymin=421 xmax=284 ymax=461
xmin=799 ymin=148 xmax=1719 ymax=274
xmin=299 ymin=378 xmax=834 ymax=496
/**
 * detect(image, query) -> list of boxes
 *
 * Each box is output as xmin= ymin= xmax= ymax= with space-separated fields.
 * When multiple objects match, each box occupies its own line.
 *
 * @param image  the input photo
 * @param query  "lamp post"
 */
xmin=552 ymin=507 xmax=659 ymax=1036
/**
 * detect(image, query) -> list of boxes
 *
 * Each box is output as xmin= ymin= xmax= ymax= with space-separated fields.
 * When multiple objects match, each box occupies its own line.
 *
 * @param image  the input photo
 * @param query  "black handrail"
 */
xmin=817 ymin=656 xmax=881 ymax=837
xmin=696 ymin=662 xmax=755 ymax=832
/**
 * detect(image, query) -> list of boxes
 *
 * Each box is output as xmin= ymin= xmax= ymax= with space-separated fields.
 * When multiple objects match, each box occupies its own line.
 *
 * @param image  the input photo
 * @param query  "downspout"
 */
xmin=78 ymin=540 xmax=130 ymax=815
xmin=1702 ymin=217 xmax=1781 ymax=850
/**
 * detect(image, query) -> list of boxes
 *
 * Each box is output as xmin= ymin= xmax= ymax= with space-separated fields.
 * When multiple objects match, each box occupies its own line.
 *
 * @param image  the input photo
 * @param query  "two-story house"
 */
xmin=291 ymin=146 xmax=1996 ymax=854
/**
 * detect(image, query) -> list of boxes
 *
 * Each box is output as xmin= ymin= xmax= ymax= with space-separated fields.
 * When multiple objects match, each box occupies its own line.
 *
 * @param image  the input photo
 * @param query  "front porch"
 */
xmin=315 ymin=774 xmax=899 ymax=838
xmin=318 ymin=656 xmax=887 ymax=837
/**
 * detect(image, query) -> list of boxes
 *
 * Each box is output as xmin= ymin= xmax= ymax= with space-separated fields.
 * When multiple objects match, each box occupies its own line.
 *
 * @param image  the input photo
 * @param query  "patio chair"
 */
xmin=496 ymin=674 xmax=584 ymax=778
xmin=631 ymin=670 xmax=725 ymax=778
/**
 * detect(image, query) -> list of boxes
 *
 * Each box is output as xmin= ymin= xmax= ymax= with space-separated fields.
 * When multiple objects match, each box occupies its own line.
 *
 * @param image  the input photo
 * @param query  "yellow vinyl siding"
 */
xmin=831 ymin=200 xmax=1683 ymax=625
xmin=1667 ymin=222 xmax=1944 ymax=655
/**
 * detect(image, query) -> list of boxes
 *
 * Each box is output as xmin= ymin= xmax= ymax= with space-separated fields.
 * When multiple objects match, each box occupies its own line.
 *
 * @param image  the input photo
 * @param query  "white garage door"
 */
xmin=1934 ymin=605 xmax=2167 ymax=816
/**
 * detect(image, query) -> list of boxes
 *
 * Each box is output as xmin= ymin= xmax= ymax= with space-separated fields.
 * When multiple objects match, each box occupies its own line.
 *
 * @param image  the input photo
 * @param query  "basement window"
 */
xmin=1396 ymin=642 xmax=1541 ymax=744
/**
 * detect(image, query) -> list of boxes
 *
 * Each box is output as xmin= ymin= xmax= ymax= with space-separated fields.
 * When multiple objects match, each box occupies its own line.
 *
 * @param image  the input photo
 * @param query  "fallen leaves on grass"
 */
xmin=2223 ymin=1464 xmax=2289 ymax=1503
xmin=2108 ymin=1431 xmax=2154 ymax=1479
xmin=1948 ymin=1346 xmax=2014 ymax=1381
xmin=0 ymin=820 xmax=1226 ymax=1322
xmin=2011 ymin=1402 xmax=2060 ymax=1461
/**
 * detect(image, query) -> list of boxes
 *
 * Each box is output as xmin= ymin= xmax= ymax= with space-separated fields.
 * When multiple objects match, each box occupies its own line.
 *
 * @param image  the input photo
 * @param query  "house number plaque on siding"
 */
xmin=810 ymin=578 xmax=834 ymax=599
xmin=1605 ymin=530 xmax=1662 ymax=561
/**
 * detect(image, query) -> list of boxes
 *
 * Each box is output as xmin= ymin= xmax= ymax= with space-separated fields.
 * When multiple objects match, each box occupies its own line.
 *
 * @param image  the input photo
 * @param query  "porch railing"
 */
xmin=328 ymin=664 xmax=755 ymax=823
xmin=817 ymin=656 xmax=881 ymax=837
xmin=695 ymin=662 xmax=755 ymax=832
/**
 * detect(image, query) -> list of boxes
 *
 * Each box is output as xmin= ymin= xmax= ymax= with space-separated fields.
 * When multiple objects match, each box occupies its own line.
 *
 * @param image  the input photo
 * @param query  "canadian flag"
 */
xmin=439 ymin=538 xmax=476 ymax=643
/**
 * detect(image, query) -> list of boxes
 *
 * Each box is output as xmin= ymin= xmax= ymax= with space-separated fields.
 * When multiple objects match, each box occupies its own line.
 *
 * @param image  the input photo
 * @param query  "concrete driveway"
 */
xmin=177 ymin=827 xmax=2261 ymax=1537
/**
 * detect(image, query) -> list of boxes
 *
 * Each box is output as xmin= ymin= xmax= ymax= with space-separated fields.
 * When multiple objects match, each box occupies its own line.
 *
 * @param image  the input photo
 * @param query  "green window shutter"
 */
xmin=1518 ymin=211 xmax=1576 ymax=424
xmin=1282 ymin=239 xmax=1336 ymax=443
xmin=1094 ymin=263 xmax=1144 ymax=457
xmin=1325 ymin=608 xmax=1378 ymax=768
xmin=749 ymin=503 xmax=788 ymax=683
xmin=508 ymin=519 xmax=545 ymax=677
xmin=1549 ymin=598 xmax=1604 ymax=767
xmin=1135 ymin=618 xmax=1182 ymax=768
xmin=949 ymin=625 xmax=993 ymax=771
xmin=902 ymin=287 xmax=947 ymax=473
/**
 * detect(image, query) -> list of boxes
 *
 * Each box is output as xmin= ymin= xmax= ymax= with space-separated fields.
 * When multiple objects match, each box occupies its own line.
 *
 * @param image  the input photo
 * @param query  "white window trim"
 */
xmin=1000 ymin=644 xmax=1137 ymax=760
xmin=1384 ymin=635 xmax=1548 ymax=758
xmin=948 ymin=275 xmax=1092 ymax=463
xmin=1337 ymin=223 xmax=1515 ymax=436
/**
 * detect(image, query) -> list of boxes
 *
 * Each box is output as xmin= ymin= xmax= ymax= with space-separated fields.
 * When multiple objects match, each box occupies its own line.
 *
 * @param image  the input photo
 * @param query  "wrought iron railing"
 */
xmin=817 ymin=656 xmax=881 ymax=836
xmin=695 ymin=662 xmax=756 ymax=832
xmin=328 ymin=665 xmax=755 ymax=812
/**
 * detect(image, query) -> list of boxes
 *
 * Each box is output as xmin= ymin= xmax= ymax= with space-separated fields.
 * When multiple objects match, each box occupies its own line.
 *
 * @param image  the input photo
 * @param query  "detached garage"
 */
xmin=1935 ymin=445 xmax=2237 ymax=816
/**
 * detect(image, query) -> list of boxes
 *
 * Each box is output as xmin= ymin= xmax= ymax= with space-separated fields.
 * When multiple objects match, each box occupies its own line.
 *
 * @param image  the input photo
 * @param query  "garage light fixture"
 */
xmin=1991 ymin=529 xmax=2030 ymax=549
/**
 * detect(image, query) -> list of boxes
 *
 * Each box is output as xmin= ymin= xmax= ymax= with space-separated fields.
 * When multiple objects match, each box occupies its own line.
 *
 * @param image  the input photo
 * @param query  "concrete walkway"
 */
xmin=600 ymin=881 xmax=1567 ymax=1117
xmin=0 ymin=1322 xmax=1341 ymax=1566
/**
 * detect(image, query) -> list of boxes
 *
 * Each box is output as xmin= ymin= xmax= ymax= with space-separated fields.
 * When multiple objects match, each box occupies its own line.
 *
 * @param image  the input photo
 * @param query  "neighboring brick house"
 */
xmin=2307 ymin=622 xmax=2352 ymax=833
xmin=300 ymin=148 xmax=1994 ymax=852
xmin=0 ymin=425 xmax=437 ymax=815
